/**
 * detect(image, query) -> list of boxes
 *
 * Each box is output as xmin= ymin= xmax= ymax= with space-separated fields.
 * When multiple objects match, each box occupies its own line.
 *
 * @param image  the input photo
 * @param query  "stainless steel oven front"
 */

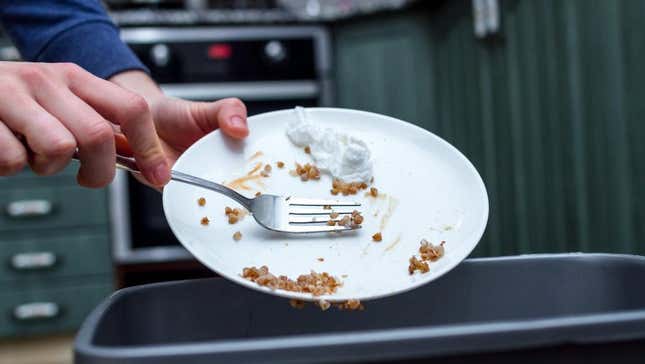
xmin=111 ymin=26 xmax=331 ymax=263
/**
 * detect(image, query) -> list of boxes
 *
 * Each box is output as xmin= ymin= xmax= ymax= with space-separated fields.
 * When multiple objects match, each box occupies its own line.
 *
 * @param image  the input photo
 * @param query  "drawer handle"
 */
xmin=6 ymin=200 xmax=53 ymax=218
xmin=11 ymin=252 xmax=57 ymax=270
xmin=13 ymin=302 xmax=60 ymax=321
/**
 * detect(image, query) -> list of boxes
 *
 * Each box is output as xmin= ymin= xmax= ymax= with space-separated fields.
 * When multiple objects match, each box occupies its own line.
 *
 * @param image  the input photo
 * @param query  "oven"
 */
xmin=111 ymin=26 xmax=331 ymax=264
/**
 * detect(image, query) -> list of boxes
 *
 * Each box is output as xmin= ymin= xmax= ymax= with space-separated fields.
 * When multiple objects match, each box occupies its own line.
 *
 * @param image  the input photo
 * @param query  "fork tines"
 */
xmin=287 ymin=197 xmax=362 ymax=231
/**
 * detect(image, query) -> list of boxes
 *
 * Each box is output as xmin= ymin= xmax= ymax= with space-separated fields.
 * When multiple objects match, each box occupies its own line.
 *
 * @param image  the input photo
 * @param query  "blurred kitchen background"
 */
xmin=1 ymin=0 xmax=644 ymax=362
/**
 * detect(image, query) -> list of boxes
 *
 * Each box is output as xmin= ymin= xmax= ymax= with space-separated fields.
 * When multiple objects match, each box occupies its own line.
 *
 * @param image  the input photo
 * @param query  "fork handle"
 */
xmin=170 ymin=170 xmax=252 ymax=209
xmin=71 ymin=151 xmax=253 ymax=209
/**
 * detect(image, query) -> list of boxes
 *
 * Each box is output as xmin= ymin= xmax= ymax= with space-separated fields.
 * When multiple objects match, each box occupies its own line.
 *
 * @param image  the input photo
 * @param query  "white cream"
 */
xmin=286 ymin=107 xmax=373 ymax=183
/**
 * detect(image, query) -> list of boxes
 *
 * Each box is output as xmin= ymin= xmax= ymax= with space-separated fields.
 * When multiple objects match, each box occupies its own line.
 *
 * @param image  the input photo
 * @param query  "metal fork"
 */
xmin=74 ymin=152 xmax=362 ymax=233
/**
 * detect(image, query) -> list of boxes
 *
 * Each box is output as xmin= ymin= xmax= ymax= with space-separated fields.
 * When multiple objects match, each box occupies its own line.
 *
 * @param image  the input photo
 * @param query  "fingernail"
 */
xmin=153 ymin=162 xmax=171 ymax=185
xmin=230 ymin=116 xmax=246 ymax=129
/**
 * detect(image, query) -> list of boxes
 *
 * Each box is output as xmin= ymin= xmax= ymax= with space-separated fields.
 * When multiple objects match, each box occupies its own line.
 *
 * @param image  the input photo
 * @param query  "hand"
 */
xmin=0 ymin=62 xmax=170 ymax=187
xmin=110 ymin=71 xmax=249 ymax=184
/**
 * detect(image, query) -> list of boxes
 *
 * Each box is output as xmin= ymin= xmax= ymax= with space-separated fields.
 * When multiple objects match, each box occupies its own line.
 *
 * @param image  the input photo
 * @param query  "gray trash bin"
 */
xmin=74 ymin=254 xmax=645 ymax=363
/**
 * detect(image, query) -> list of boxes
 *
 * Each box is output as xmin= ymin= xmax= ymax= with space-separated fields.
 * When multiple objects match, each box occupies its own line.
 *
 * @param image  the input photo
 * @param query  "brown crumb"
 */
xmin=304 ymin=146 xmax=311 ymax=154
xmin=317 ymin=300 xmax=331 ymax=311
xmin=327 ymin=220 xmax=336 ymax=226
xmin=323 ymin=205 xmax=331 ymax=210
xmin=317 ymin=257 xmax=324 ymax=262
xmin=335 ymin=299 xmax=364 ymax=311
xmin=233 ymin=231 xmax=242 ymax=241
xmin=352 ymin=210 xmax=364 ymax=226
xmin=277 ymin=161 xmax=285 ymax=168
xmin=370 ymin=187 xmax=378 ymax=197
xmin=197 ymin=197 xmax=206 ymax=206
xmin=255 ymin=192 xmax=261 ymax=197
xmin=341 ymin=274 xmax=348 ymax=278
xmin=330 ymin=211 xmax=339 ymax=219
xmin=289 ymin=299 xmax=305 ymax=309
xmin=292 ymin=163 xmax=320 ymax=182
xmin=408 ymin=256 xmax=429 ymax=274
xmin=200 ymin=217 xmax=210 ymax=225
xmin=225 ymin=206 xmax=246 ymax=224
xmin=241 ymin=266 xmax=341 ymax=296
xmin=264 ymin=164 xmax=272 ymax=172
xmin=372 ymin=232 xmax=382 ymax=242
xmin=419 ymin=239 xmax=445 ymax=262
xmin=330 ymin=179 xmax=369 ymax=196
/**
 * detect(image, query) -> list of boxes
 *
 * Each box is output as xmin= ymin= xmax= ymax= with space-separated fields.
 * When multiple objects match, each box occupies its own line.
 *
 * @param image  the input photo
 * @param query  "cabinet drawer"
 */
xmin=0 ymin=186 xmax=107 ymax=231
xmin=0 ymin=235 xmax=111 ymax=285
xmin=0 ymin=165 xmax=78 ymax=188
xmin=0 ymin=282 xmax=112 ymax=338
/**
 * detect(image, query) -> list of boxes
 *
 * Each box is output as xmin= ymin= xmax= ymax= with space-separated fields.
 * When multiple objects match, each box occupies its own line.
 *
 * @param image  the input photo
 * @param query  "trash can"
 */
xmin=75 ymin=254 xmax=645 ymax=364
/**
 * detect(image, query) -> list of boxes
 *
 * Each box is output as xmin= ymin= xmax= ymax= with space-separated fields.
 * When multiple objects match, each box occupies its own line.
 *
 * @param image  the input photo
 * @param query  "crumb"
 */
xmin=370 ymin=176 xmax=374 ymax=184
xmin=352 ymin=210 xmax=364 ymax=226
xmin=255 ymin=192 xmax=261 ymax=197
xmin=289 ymin=299 xmax=305 ymax=309
xmin=327 ymin=220 xmax=336 ymax=226
xmin=317 ymin=300 xmax=330 ymax=311
xmin=408 ymin=256 xmax=429 ymax=274
xmin=241 ymin=266 xmax=341 ymax=296
xmin=264 ymin=164 xmax=272 ymax=173
xmin=341 ymin=274 xmax=348 ymax=278
xmin=335 ymin=299 xmax=364 ymax=311
xmin=331 ymin=179 xmax=369 ymax=196
xmin=225 ymin=206 xmax=246 ymax=224
xmin=200 ymin=217 xmax=209 ymax=225
xmin=317 ymin=257 xmax=324 ymax=262
xmin=233 ymin=231 xmax=242 ymax=241
xmin=330 ymin=211 xmax=339 ymax=219
xmin=292 ymin=163 xmax=320 ymax=182
xmin=323 ymin=205 xmax=331 ymax=210
xmin=370 ymin=187 xmax=378 ymax=197
xmin=419 ymin=239 xmax=445 ymax=262
xmin=304 ymin=146 xmax=311 ymax=154
xmin=372 ymin=232 xmax=382 ymax=242
xmin=277 ymin=161 xmax=285 ymax=168
xmin=197 ymin=197 xmax=206 ymax=206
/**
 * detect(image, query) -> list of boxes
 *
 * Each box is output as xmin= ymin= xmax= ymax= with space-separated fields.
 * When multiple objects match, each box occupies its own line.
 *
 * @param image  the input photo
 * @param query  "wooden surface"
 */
xmin=0 ymin=334 xmax=74 ymax=364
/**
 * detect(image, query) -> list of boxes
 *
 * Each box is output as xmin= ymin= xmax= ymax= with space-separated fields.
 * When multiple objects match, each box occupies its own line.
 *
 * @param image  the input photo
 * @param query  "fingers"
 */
xmin=0 ymin=121 xmax=27 ymax=175
xmin=66 ymin=66 xmax=169 ymax=186
xmin=193 ymin=97 xmax=249 ymax=139
xmin=33 ymin=86 xmax=116 ymax=188
xmin=0 ymin=93 xmax=76 ymax=176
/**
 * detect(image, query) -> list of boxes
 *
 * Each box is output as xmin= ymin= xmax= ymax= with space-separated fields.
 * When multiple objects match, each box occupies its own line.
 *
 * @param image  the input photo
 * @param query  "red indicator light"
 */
xmin=207 ymin=44 xmax=232 ymax=60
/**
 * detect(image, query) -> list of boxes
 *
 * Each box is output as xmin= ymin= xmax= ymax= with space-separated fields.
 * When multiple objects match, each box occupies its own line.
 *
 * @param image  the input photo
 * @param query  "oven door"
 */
xmin=110 ymin=83 xmax=322 ymax=264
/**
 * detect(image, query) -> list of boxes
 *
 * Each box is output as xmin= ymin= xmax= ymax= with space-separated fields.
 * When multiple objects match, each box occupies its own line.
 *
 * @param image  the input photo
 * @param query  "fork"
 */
xmin=73 ymin=152 xmax=362 ymax=233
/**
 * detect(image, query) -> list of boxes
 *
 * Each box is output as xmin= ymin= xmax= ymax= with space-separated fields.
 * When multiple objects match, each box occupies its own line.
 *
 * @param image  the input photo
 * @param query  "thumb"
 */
xmin=192 ymin=98 xmax=249 ymax=139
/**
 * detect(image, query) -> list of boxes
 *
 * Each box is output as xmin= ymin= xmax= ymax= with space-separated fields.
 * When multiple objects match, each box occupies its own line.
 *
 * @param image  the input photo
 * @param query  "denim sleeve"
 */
xmin=0 ymin=0 xmax=148 ymax=79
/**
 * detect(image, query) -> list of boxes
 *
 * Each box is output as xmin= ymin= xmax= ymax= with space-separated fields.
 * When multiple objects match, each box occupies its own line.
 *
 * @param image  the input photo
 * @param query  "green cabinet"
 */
xmin=333 ymin=0 xmax=645 ymax=257
xmin=0 ymin=167 xmax=113 ymax=338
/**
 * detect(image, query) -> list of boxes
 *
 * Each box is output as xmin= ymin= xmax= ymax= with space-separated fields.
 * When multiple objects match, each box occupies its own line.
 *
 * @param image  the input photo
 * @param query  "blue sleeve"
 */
xmin=0 ymin=0 xmax=149 ymax=79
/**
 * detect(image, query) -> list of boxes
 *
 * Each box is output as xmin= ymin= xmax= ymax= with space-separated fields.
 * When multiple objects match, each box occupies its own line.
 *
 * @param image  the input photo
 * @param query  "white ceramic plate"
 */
xmin=162 ymin=108 xmax=488 ymax=302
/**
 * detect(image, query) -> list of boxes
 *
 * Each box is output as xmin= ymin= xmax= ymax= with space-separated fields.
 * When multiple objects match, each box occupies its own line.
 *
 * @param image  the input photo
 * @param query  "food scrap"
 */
xmin=304 ymin=145 xmax=311 ymax=154
xmin=328 ymin=210 xmax=363 ymax=228
xmin=369 ymin=187 xmax=378 ymax=197
xmin=419 ymin=240 xmax=445 ymax=261
xmin=408 ymin=256 xmax=429 ymax=274
xmin=372 ymin=232 xmax=382 ymax=242
xmin=255 ymin=192 xmax=261 ymax=197
xmin=233 ymin=231 xmax=242 ymax=241
xmin=225 ymin=206 xmax=247 ymax=224
xmin=200 ymin=217 xmax=210 ymax=226
xmin=331 ymin=179 xmax=368 ymax=196
xmin=408 ymin=240 xmax=446 ymax=274
xmin=291 ymin=163 xmax=321 ymax=181
xmin=242 ymin=266 xmax=341 ymax=296
xmin=260 ymin=164 xmax=272 ymax=177
xmin=317 ymin=257 xmax=324 ymax=262
xmin=276 ymin=161 xmax=285 ymax=168
xmin=197 ymin=197 xmax=206 ymax=206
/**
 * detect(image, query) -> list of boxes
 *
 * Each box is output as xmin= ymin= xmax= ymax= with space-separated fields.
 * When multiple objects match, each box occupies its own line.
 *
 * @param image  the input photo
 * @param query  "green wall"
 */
xmin=333 ymin=0 xmax=645 ymax=257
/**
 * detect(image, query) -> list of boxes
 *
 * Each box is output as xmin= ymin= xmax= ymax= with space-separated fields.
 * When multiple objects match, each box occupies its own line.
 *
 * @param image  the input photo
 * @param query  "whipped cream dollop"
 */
xmin=286 ymin=107 xmax=373 ymax=183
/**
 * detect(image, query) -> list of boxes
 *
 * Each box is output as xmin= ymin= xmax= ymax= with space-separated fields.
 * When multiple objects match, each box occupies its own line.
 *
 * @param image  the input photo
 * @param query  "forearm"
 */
xmin=0 ymin=0 xmax=147 ymax=79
